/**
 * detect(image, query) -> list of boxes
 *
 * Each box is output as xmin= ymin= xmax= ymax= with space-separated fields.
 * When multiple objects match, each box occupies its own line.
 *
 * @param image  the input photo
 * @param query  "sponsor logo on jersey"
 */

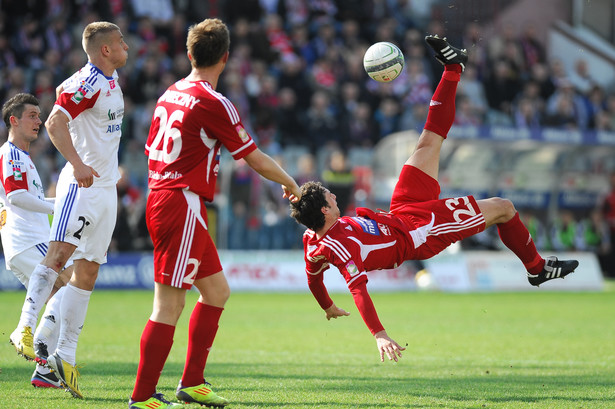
xmin=109 ymin=79 xmax=115 ymax=89
xmin=378 ymin=223 xmax=391 ymax=235
xmin=0 ymin=208 xmax=6 ymax=230
xmin=106 ymin=124 xmax=121 ymax=133
xmin=345 ymin=260 xmax=359 ymax=276
xmin=148 ymin=169 xmax=183 ymax=180
xmin=107 ymin=108 xmax=124 ymax=121
xmin=352 ymin=217 xmax=380 ymax=236
xmin=235 ymin=125 xmax=249 ymax=142
xmin=32 ymin=179 xmax=44 ymax=194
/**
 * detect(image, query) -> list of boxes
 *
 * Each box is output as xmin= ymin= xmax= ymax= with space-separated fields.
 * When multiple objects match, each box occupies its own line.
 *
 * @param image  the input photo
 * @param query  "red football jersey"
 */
xmin=304 ymin=213 xmax=413 ymax=290
xmin=145 ymin=79 xmax=257 ymax=201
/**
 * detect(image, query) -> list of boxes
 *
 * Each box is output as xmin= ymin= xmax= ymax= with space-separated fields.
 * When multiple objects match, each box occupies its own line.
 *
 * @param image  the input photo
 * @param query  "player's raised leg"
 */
xmin=405 ymin=36 xmax=468 ymax=180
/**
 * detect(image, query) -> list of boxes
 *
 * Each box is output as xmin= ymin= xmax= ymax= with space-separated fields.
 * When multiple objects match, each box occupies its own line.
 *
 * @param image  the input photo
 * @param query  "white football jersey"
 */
xmin=51 ymin=62 xmax=124 ymax=188
xmin=0 ymin=142 xmax=50 ymax=261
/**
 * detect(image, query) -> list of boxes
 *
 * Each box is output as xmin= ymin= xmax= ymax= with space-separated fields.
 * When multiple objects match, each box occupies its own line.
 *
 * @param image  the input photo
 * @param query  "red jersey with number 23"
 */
xmin=145 ymin=79 xmax=257 ymax=201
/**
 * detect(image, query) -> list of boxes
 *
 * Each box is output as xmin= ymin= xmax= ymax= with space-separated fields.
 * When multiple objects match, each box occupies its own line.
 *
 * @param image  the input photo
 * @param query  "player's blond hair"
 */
xmin=186 ymin=18 xmax=230 ymax=68
xmin=82 ymin=21 xmax=120 ymax=55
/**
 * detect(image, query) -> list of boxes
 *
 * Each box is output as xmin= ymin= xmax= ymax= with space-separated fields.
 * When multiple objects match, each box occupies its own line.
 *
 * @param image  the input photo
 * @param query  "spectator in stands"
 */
xmin=550 ymin=210 xmax=579 ymax=251
xmin=321 ymin=150 xmax=355 ymax=216
xmin=456 ymin=64 xmax=488 ymax=122
xmin=304 ymin=90 xmax=340 ymax=151
xmin=275 ymin=87 xmax=305 ymax=147
xmin=569 ymin=58 xmax=595 ymax=95
xmin=520 ymin=210 xmax=550 ymax=250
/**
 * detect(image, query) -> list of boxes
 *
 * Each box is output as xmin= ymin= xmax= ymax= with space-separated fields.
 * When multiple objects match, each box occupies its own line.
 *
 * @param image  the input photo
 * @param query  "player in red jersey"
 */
xmin=290 ymin=35 xmax=580 ymax=363
xmin=129 ymin=18 xmax=301 ymax=409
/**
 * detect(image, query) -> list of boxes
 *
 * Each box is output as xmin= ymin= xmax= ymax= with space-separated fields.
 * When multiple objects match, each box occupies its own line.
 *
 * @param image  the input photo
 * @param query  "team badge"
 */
xmin=71 ymin=88 xmax=85 ymax=104
xmin=235 ymin=125 xmax=249 ymax=142
xmin=9 ymin=159 xmax=23 ymax=181
xmin=345 ymin=260 xmax=359 ymax=276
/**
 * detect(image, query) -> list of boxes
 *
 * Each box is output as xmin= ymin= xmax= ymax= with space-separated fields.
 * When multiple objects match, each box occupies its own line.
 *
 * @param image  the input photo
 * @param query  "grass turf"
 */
xmin=0 ymin=284 xmax=614 ymax=408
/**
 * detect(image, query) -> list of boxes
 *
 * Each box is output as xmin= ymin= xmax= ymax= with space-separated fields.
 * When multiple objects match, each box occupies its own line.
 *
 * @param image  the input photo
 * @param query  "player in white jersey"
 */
xmin=2 ymin=93 xmax=73 ymax=389
xmin=9 ymin=22 xmax=129 ymax=399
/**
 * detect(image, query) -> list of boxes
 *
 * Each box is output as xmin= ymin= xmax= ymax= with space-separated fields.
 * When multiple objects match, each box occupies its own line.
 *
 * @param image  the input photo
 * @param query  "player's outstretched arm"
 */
xmin=374 ymin=330 xmax=405 ymax=362
xmin=244 ymin=148 xmax=301 ymax=201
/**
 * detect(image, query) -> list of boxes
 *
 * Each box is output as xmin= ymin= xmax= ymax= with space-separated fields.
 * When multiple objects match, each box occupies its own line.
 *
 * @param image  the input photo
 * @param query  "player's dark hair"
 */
xmin=2 ymin=93 xmax=39 ymax=130
xmin=187 ymin=18 xmax=230 ymax=68
xmin=290 ymin=181 xmax=329 ymax=231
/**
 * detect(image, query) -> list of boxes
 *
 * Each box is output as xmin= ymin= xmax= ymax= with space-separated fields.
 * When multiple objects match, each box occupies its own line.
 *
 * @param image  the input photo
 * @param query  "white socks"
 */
xmin=56 ymin=284 xmax=92 ymax=366
xmin=18 ymin=264 xmax=58 ymax=331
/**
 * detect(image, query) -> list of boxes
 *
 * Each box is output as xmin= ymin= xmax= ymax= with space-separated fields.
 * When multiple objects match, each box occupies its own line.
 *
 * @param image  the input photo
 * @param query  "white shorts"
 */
xmin=6 ymin=243 xmax=48 ymax=287
xmin=7 ymin=243 xmax=74 ymax=287
xmin=50 ymin=182 xmax=117 ymax=264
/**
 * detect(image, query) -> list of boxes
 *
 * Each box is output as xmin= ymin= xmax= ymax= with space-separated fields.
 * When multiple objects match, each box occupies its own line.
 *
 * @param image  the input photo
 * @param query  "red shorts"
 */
xmin=146 ymin=189 xmax=222 ymax=289
xmin=390 ymin=165 xmax=486 ymax=259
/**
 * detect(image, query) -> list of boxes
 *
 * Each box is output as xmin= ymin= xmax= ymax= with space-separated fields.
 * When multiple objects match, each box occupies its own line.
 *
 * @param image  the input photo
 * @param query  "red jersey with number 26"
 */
xmin=145 ymin=79 xmax=257 ymax=201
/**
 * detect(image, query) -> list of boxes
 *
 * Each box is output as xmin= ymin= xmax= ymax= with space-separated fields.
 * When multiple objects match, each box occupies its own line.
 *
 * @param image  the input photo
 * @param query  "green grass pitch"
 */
xmin=1 ymin=284 xmax=614 ymax=408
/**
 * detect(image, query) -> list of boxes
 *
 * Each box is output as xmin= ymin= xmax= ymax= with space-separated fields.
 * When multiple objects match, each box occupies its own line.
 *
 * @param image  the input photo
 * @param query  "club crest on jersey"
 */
xmin=71 ymin=88 xmax=85 ymax=104
xmin=345 ymin=260 xmax=359 ymax=276
xmin=352 ymin=217 xmax=380 ymax=236
xmin=235 ymin=125 xmax=249 ymax=142
xmin=9 ymin=159 xmax=23 ymax=180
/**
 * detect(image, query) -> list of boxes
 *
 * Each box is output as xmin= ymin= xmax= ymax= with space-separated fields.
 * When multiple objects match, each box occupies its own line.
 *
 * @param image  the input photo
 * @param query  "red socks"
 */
xmin=131 ymin=320 xmax=175 ymax=402
xmin=181 ymin=302 xmax=224 ymax=387
xmin=424 ymin=64 xmax=462 ymax=139
xmin=497 ymin=213 xmax=545 ymax=275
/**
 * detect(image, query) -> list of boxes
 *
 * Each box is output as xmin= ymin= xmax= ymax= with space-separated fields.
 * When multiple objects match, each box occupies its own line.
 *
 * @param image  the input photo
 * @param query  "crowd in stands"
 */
xmin=0 ymin=0 xmax=614 ymax=275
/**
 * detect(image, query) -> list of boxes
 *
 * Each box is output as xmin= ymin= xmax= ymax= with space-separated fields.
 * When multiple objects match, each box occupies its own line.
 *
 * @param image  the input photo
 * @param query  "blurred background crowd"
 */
xmin=0 ymin=0 xmax=614 ymax=276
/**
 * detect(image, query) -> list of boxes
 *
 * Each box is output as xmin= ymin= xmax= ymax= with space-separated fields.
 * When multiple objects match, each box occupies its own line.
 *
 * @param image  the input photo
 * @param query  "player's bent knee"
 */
xmin=492 ymin=197 xmax=516 ymax=222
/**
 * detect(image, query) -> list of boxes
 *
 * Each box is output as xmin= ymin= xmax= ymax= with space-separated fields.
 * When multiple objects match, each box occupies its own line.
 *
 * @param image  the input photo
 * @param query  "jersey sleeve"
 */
xmin=349 ymin=280 xmax=385 ymax=335
xmin=307 ymin=271 xmax=333 ymax=310
xmin=205 ymin=96 xmax=257 ymax=160
xmin=0 ymin=151 xmax=29 ymax=195
xmin=54 ymin=73 xmax=100 ymax=121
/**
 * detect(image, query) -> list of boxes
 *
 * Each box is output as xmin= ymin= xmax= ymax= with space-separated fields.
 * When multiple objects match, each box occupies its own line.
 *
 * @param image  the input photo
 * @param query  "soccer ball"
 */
xmin=363 ymin=42 xmax=405 ymax=83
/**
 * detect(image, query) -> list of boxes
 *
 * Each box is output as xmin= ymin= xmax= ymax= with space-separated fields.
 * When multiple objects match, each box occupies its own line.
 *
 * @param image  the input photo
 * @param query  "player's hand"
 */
xmin=282 ymin=184 xmax=301 ymax=203
xmin=375 ymin=330 xmax=405 ymax=362
xmin=73 ymin=162 xmax=100 ymax=188
xmin=325 ymin=303 xmax=350 ymax=320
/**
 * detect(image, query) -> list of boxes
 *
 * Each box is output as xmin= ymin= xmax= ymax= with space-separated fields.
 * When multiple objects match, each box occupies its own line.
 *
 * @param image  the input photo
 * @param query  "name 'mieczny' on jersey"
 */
xmin=145 ymin=79 xmax=257 ymax=201
xmin=303 ymin=210 xmax=416 ymax=291
xmin=0 ymin=142 xmax=50 ymax=259
xmin=52 ymin=62 xmax=124 ymax=188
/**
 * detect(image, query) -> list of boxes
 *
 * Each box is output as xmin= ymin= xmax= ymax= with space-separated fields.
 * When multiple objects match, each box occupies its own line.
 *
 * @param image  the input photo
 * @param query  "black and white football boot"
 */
xmin=425 ymin=34 xmax=468 ymax=71
xmin=527 ymin=256 xmax=579 ymax=287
